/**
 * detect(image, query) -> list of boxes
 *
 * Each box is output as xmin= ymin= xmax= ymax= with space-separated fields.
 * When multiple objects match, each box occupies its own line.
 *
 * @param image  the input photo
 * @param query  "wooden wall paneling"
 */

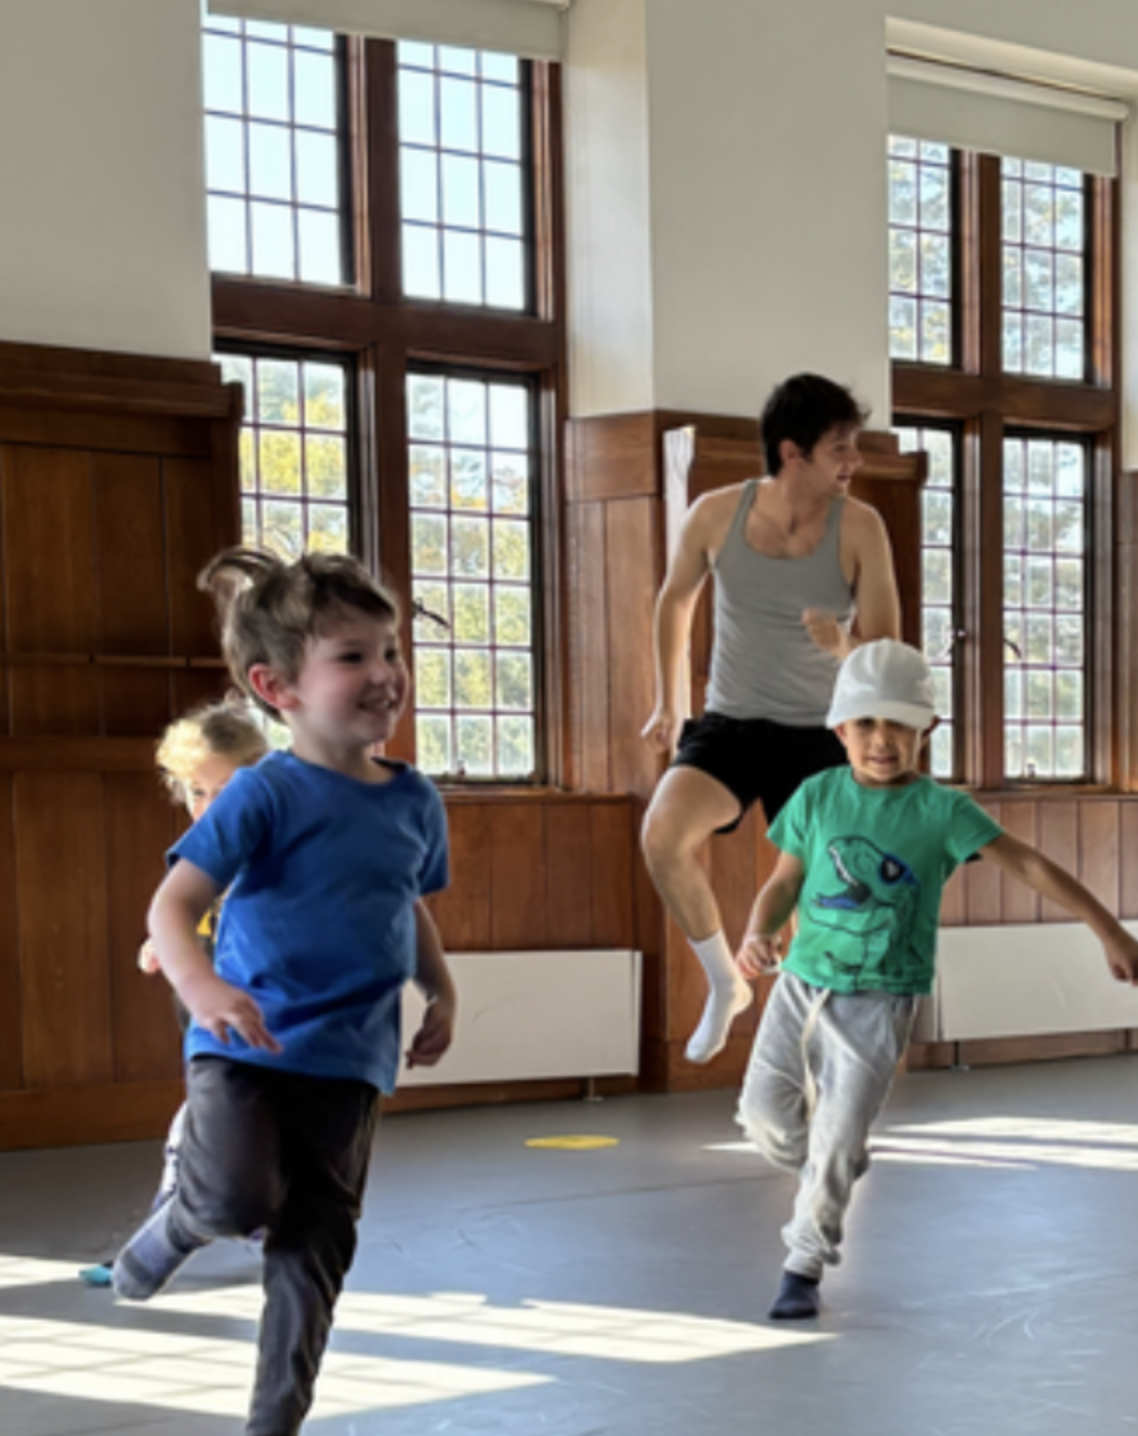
xmin=172 ymin=668 xmax=229 ymax=715
xmin=588 ymin=799 xmax=634 ymax=946
xmin=426 ymin=800 xmax=492 ymax=950
xmin=101 ymin=667 xmax=175 ymax=737
xmin=565 ymin=412 xmax=657 ymax=503
xmin=567 ymin=499 xmax=610 ymax=791
xmin=105 ymin=774 xmax=183 ymax=1083
xmin=15 ymin=771 xmax=112 ymax=1088
xmin=4 ymin=447 xmax=99 ymax=734
xmin=0 ymin=773 xmax=22 ymax=1090
xmin=489 ymin=803 xmax=547 ymax=949
xmin=544 ymin=801 xmax=593 ymax=946
xmin=604 ymin=496 xmax=661 ymax=798
xmin=1120 ymin=801 xmax=1138 ymax=919
xmin=93 ymin=453 xmax=168 ymax=653
xmin=999 ymin=800 xmax=1040 ymax=922
xmin=1038 ymin=800 xmax=1079 ymax=921
xmin=164 ymin=456 xmax=235 ymax=657
xmin=963 ymin=800 xmax=1003 ymax=922
xmin=1079 ymin=800 xmax=1120 ymax=913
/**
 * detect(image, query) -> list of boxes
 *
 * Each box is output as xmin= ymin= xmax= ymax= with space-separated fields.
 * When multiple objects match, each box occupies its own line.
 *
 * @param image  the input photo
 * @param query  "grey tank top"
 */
xmin=705 ymin=479 xmax=854 ymax=726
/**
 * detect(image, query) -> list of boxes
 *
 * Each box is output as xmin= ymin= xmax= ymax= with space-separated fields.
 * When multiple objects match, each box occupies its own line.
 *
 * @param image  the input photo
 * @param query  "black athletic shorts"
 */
xmin=671 ymin=710 xmax=846 ymax=834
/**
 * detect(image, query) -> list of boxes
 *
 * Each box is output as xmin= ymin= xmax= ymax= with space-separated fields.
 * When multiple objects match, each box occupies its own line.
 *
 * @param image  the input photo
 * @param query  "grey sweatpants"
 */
xmin=736 ymin=971 xmax=917 ymax=1280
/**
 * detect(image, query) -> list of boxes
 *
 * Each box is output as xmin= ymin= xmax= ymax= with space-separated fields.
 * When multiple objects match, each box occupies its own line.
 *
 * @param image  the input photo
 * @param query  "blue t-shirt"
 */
xmin=170 ymin=750 xmax=449 ymax=1093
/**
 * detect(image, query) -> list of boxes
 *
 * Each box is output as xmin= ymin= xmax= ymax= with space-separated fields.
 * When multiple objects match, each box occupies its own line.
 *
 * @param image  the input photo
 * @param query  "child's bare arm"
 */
xmin=981 ymin=833 xmax=1138 ymax=984
xmin=149 ymin=859 xmax=281 ymax=1051
xmin=737 ymin=851 xmax=806 ymax=977
xmin=405 ymin=899 xmax=456 ymax=1068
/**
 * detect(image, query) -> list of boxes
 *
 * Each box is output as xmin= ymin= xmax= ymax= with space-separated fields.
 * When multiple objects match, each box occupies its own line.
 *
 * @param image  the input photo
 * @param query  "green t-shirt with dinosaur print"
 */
xmin=768 ymin=768 xmax=1003 ymax=996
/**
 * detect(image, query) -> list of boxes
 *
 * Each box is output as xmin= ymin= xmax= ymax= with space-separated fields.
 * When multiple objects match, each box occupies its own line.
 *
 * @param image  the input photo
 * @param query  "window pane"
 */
xmin=408 ymin=371 xmax=538 ymax=779
xmin=895 ymin=423 xmax=957 ymax=778
xmin=1001 ymin=434 xmax=1088 ymax=778
xmin=887 ymin=136 xmax=953 ymax=365
xmin=202 ymin=19 xmax=348 ymax=284
xmin=218 ymin=350 xmax=352 ymax=562
xmin=398 ymin=47 xmax=530 ymax=311
xmin=1002 ymin=158 xmax=1088 ymax=378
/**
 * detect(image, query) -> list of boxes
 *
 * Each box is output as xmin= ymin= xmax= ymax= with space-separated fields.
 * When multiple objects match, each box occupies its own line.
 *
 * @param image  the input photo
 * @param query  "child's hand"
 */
xmin=406 ymin=995 xmax=455 ymax=1068
xmin=137 ymin=939 xmax=161 ymax=975
xmin=737 ymin=931 xmax=781 ymax=979
xmin=180 ymin=972 xmax=282 ymax=1053
xmin=1103 ymin=930 xmax=1138 ymax=985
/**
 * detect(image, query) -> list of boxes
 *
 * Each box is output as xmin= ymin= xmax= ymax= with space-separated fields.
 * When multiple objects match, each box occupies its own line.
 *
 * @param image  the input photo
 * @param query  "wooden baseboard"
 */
xmin=0 ymin=1079 xmax=183 ymax=1151
xmin=383 ymin=1074 xmax=637 ymax=1115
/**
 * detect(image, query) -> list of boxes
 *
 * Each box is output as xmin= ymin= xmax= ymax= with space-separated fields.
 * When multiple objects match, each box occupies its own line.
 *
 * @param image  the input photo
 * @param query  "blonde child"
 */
xmin=735 ymin=639 xmax=1138 ymax=1320
xmin=113 ymin=548 xmax=456 ymax=1436
xmin=79 ymin=701 xmax=267 ymax=1286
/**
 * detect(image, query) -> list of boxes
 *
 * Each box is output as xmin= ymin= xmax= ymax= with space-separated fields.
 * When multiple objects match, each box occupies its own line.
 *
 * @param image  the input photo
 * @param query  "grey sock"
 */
xmin=112 ymin=1198 xmax=202 ymax=1301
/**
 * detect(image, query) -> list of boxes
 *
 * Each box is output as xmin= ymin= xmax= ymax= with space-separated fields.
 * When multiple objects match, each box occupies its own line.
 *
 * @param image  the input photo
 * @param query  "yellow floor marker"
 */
xmin=524 ymin=1135 xmax=620 ymax=1151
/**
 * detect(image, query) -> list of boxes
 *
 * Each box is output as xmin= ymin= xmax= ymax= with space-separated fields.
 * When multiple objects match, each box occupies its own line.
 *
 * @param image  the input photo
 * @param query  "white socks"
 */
xmin=684 ymin=931 xmax=753 ymax=1063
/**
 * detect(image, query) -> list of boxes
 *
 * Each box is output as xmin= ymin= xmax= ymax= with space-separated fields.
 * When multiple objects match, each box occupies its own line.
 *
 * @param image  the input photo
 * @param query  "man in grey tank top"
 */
xmin=640 ymin=374 xmax=901 ymax=1063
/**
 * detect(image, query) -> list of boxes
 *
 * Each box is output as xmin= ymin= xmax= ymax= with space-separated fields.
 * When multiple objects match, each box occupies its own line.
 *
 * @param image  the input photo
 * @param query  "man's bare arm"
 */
xmin=848 ymin=504 xmax=901 ymax=644
xmin=641 ymin=491 xmax=725 ymax=751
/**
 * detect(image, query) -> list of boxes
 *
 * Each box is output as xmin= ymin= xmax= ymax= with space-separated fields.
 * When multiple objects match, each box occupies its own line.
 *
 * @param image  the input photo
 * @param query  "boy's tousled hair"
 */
xmin=156 ymin=698 xmax=268 ymax=801
xmin=197 ymin=548 xmax=400 ymax=717
xmin=760 ymin=373 xmax=868 ymax=476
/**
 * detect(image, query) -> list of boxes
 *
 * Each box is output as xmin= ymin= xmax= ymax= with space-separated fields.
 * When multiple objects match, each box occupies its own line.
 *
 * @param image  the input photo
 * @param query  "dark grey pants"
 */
xmin=171 ymin=1056 xmax=378 ymax=1436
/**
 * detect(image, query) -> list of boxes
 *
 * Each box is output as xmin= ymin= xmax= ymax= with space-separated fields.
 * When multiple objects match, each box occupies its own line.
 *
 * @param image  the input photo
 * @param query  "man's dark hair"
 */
xmin=760 ymin=373 xmax=868 ymax=476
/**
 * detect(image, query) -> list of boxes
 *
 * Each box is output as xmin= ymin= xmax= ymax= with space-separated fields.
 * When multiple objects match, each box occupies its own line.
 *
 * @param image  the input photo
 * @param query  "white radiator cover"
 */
xmin=914 ymin=921 xmax=1138 ymax=1043
xmin=397 ymin=949 xmax=642 ymax=1087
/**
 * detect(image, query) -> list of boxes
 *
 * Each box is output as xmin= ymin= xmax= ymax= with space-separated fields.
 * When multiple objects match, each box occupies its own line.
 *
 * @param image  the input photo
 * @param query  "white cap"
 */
xmin=826 ymin=639 xmax=936 ymax=731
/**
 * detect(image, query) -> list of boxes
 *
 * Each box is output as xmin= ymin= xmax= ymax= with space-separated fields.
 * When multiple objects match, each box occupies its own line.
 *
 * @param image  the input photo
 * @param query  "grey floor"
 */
xmin=4 ymin=1058 xmax=1138 ymax=1435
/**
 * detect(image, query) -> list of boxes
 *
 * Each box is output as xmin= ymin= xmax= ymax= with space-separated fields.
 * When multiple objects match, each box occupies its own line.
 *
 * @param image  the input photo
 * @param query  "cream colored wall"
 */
xmin=645 ymin=0 xmax=890 ymax=421
xmin=0 ymin=0 xmax=210 ymax=359
xmin=563 ymin=0 xmax=656 ymax=414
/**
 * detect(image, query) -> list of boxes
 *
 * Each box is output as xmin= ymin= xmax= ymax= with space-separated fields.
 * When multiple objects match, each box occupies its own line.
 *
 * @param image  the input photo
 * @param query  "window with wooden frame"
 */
xmin=889 ymin=135 xmax=1116 ymax=790
xmin=203 ymin=15 xmax=564 ymax=784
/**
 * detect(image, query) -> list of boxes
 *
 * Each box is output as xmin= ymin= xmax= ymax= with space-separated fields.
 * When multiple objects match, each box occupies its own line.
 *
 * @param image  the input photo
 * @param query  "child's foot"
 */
xmin=77 ymin=1262 xmax=113 ymax=1288
xmin=768 ymin=1269 xmax=820 ymax=1319
xmin=684 ymin=978 xmax=753 ymax=1064
xmin=112 ymin=1198 xmax=200 ymax=1301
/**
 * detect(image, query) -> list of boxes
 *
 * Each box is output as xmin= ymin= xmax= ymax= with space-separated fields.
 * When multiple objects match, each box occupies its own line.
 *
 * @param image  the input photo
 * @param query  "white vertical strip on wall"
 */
xmin=208 ymin=0 xmax=566 ymax=58
xmin=887 ymin=56 xmax=1125 ymax=177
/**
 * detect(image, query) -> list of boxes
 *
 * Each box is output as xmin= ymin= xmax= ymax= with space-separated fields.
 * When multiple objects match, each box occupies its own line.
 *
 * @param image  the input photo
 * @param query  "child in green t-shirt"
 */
xmin=735 ymin=639 xmax=1138 ymax=1321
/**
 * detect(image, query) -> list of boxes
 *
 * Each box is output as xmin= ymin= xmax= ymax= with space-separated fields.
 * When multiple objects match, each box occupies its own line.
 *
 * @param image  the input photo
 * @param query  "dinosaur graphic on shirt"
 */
xmin=809 ymin=835 xmax=921 ymax=986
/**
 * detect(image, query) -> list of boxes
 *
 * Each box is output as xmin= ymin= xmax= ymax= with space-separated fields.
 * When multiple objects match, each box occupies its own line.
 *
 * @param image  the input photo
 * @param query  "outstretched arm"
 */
xmin=737 ymin=850 xmax=806 ymax=977
xmin=405 ymin=900 xmax=456 ymax=1068
xmin=981 ymin=833 xmax=1138 ymax=983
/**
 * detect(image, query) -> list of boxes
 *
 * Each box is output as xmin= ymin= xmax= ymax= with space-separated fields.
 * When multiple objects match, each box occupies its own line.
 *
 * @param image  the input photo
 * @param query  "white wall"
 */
xmin=0 ymin=0 xmax=211 ymax=360
xmin=564 ymin=0 xmax=656 ymax=415
xmin=645 ymin=0 xmax=890 ymax=421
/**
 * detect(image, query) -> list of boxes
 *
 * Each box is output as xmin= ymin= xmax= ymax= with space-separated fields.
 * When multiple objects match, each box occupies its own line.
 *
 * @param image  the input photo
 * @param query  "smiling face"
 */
xmin=834 ymin=715 xmax=927 ymax=787
xmin=782 ymin=423 xmax=863 ymax=497
xmin=287 ymin=608 xmax=410 ymax=752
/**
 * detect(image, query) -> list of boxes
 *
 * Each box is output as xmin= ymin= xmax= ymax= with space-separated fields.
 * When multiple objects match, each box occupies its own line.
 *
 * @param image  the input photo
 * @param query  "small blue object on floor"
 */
xmin=768 ymin=1269 xmax=821 ymax=1320
xmin=78 ymin=1263 xmax=113 ymax=1288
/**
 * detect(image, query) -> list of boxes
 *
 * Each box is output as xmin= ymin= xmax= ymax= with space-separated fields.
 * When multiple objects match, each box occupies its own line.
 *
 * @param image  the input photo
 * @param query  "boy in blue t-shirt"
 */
xmin=735 ymin=639 xmax=1138 ymax=1321
xmin=113 ymin=548 xmax=456 ymax=1436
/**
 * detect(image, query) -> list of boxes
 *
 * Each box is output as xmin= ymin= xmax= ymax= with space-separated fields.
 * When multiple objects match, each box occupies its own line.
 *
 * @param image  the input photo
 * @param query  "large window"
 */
xmin=202 ymin=14 xmax=348 ymax=283
xmin=204 ymin=19 xmax=560 ymax=783
xmin=889 ymin=136 xmax=1113 ymax=788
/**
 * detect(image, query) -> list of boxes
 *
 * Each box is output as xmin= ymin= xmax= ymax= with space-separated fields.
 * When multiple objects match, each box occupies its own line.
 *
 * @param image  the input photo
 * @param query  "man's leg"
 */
xmin=246 ymin=1076 xmax=378 ymax=1436
xmin=641 ymin=765 xmax=752 ymax=1062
